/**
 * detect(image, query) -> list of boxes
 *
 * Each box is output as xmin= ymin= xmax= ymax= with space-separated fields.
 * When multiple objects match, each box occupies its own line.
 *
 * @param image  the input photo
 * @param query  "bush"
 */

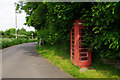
xmin=0 ymin=38 xmax=37 ymax=49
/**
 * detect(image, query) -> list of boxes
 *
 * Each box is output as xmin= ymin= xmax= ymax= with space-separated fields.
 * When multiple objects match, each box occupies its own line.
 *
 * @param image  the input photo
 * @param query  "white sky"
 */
xmin=0 ymin=0 xmax=35 ymax=31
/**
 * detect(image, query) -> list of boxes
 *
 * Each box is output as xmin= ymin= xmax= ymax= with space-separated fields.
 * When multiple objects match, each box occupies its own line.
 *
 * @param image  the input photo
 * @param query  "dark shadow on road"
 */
xmin=16 ymin=42 xmax=39 ymax=57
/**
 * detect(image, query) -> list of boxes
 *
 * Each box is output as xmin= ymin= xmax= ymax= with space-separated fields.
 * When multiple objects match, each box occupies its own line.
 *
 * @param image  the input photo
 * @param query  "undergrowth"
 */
xmin=36 ymin=41 xmax=120 ymax=78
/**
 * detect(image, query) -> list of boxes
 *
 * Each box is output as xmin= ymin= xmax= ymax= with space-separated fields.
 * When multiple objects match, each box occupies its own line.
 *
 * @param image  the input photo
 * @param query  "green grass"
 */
xmin=0 ymin=38 xmax=37 ymax=49
xmin=36 ymin=41 xmax=120 ymax=78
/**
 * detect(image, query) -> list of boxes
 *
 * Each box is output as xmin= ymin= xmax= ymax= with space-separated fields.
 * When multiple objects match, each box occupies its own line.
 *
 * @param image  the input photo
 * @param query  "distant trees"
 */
xmin=2 ymin=28 xmax=16 ymax=37
xmin=26 ymin=31 xmax=37 ymax=39
xmin=17 ymin=28 xmax=26 ymax=35
xmin=0 ymin=31 xmax=4 ymax=35
xmin=1 ymin=28 xmax=37 ymax=39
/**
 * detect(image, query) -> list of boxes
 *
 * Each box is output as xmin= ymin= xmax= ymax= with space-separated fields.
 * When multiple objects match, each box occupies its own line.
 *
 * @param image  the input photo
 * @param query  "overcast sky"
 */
xmin=0 ymin=0 xmax=35 ymax=31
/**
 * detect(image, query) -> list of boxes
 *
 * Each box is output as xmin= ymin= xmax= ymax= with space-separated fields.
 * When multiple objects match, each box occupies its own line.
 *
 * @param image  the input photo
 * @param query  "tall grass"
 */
xmin=36 ymin=41 xmax=120 ymax=78
xmin=0 ymin=38 xmax=37 ymax=49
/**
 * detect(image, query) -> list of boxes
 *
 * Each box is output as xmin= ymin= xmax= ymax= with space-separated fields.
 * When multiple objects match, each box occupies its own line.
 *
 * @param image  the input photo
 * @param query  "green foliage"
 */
xmin=0 ymin=38 xmax=37 ymax=49
xmin=81 ymin=2 xmax=120 ymax=59
xmin=18 ymin=2 xmax=91 ymax=44
xmin=36 ymin=42 xmax=119 ymax=78
xmin=17 ymin=28 xmax=26 ymax=35
xmin=18 ymin=2 xmax=47 ymax=30
xmin=3 ymin=28 xmax=16 ymax=37
xmin=26 ymin=31 xmax=37 ymax=39
xmin=43 ymin=2 xmax=91 ymax=44
xmin=1 ymin=28 xmax=37 ymax=39
xmin=17 ymin=2 xmax=120 ymax=59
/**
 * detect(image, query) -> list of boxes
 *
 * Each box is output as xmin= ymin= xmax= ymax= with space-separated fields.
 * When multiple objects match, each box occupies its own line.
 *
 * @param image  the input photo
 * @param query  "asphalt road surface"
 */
xmin=2 ymin=42 xmax=72 ymax=78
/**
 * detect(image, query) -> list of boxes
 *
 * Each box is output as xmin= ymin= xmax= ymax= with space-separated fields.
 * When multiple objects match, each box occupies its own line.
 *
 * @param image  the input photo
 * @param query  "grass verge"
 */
xmin=36 ymin=41 xmax=120 ymax=78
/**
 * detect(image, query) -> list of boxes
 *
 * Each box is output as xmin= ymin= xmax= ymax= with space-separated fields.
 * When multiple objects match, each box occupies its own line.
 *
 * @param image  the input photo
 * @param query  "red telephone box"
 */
xmin=70 ymin=20 xmax=91 ymax=68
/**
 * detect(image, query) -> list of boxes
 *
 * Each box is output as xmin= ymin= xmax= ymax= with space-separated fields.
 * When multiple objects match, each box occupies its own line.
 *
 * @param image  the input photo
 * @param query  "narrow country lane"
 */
xmin=2 ymin=42 xmax=72 ymax=78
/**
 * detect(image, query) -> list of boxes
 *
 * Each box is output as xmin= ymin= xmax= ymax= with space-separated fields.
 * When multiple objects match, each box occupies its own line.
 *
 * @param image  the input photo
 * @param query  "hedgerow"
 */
xmin=0 ymin=38 xmax=37 ymax=49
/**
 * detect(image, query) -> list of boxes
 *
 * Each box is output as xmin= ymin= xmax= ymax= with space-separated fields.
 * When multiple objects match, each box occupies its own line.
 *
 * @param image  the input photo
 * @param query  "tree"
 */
xmin=17 ymin=2 xmax=120 ymax=59
xmin=0 ymin=31 xmax=4 ymax=36
xmin=26 ymin=31 xmax=37 ymax=39
xmin=17 ymin=28 xmax=26 ymax=35
xmin=81 ymin=2 xmax=120 ymax=59
xmin=9 ymin=28 xmax=16 ymax=34
xmin=20 ymin=28 xmax=26 ymax=35
xmin=17 ymin=2 xmax=47 ymax=30
xmin=17 ymin=2 xmax=92 ymax=44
